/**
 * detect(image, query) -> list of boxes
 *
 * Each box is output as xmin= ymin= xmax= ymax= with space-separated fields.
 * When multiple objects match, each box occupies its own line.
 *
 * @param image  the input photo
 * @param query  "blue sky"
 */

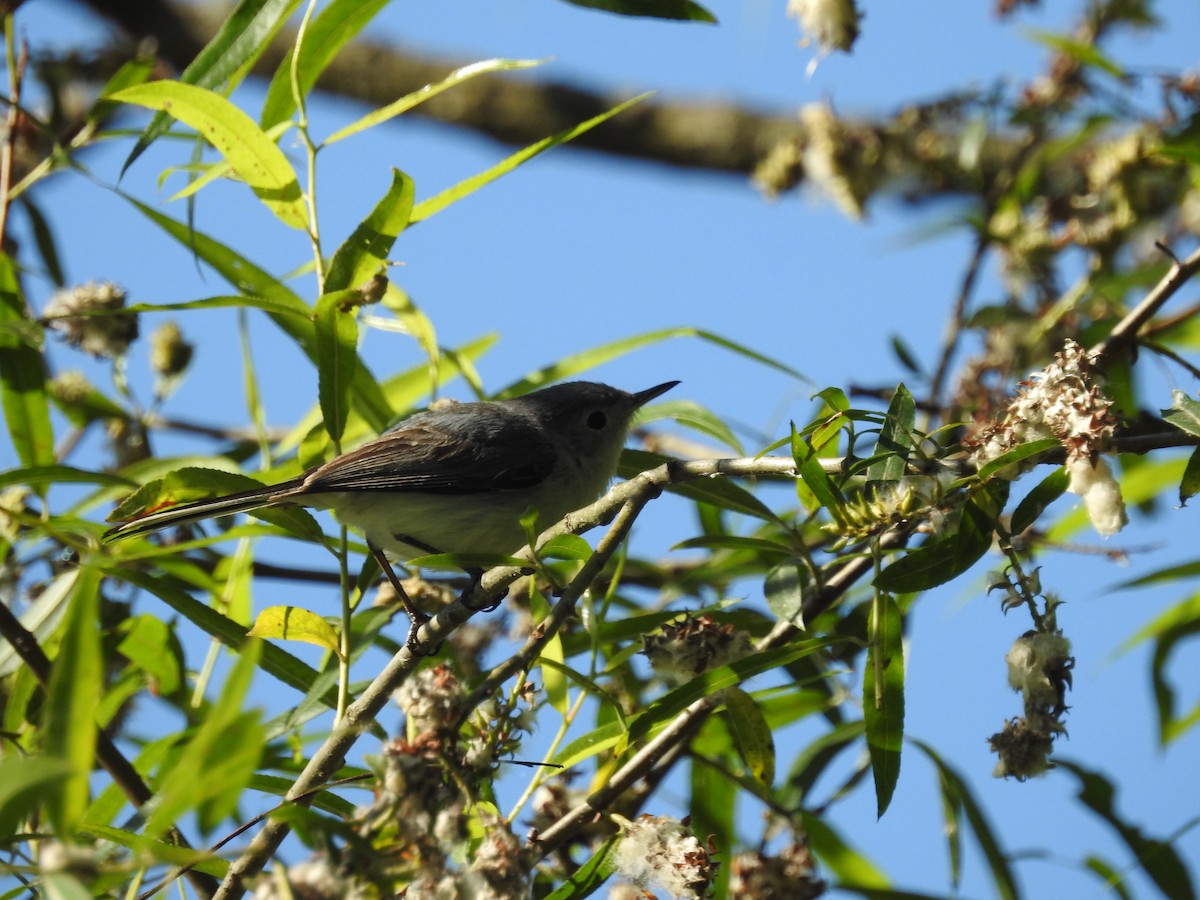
xmin=6 ymin=1 xmax=1200 ymax=895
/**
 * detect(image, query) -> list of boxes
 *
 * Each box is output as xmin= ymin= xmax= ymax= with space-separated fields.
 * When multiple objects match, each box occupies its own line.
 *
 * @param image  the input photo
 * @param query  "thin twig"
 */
xmin=925 ymin=233 xmax=989 ymax=424
xmin=1090 ymin=244 xmax=1200 ymax=365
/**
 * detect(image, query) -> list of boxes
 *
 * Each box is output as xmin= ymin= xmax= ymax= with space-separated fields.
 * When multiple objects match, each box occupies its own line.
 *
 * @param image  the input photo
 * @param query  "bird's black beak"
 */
xmin=632 ymin=381 xmax=680 ymax=407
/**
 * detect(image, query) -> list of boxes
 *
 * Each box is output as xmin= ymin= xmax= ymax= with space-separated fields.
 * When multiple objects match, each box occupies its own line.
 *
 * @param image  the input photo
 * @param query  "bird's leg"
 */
xmin=461 ymin=567 xmax=508 ymax=612
xmin=368 ymin=542 xmax=430 ymax=652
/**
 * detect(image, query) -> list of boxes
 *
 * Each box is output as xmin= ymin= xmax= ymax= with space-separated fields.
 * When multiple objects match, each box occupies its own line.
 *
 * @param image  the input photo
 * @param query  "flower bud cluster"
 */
xmin=613 ymin=814 xmax=717 ymax=900
xmin=966 ymin=339 xmax=1126 ymax=535
xmin=43 ymin=281 xmax=138 ymax=359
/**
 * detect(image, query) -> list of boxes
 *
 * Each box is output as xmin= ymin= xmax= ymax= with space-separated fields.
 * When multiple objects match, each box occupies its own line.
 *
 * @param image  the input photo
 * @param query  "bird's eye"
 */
xmin=586 ymin=410 xmax=608 ymax=430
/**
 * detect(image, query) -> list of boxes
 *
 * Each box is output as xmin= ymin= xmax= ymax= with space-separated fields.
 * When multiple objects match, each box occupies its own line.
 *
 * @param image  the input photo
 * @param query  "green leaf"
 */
xmin=556 ymin=0 xmax=717 ymax=22
xmin=793 ymin=426 xmax=845 ymax=514
xmin=411 ymin=93 xmax=652 ymax=224
xmin=260 ymin=0 xmax=391 ymax=128
xmin=1058 ymin=761 xmax=1195 ymax=899
xmin=1117 ymin=593 xmax=1200 ymax=744
xmin=248 ymin=605 xmax=342 ymax=655
xmin=325 ymin=169 xmax=415 ymax=293
xmin=1010 ymin=466 xmax=1069 ymax=534
xmin=0 ymin=254 xmax=54 ymax=468
xmin=123 ymin=0 xmax=301 ymax=170
xmin=650 ymin=398 xmax=744 ymax=453
xmin=801 ymin=810 xmax=889 ymax=888
xmin=0 ymin=465 xmax=134 ymax=492
xmin=1025 ymin=28 xmax=1126 ymax=78
xmin=620 ymin=449 xmax=775 ymax=521
xmin=314 ymin=290 xmax=360 ymax=445
xmin=0 ymin=756 xmax=75 ymax=841
xmin=765 ymin=558 xmax=817 ymax=629
xmin=1179 ymin=446 xmax=1200 ymax=507
xmin=627 ymin=641 xmax=827 ymax=744
xmin=500 ymin=326 xmax=805 ymax=398
xmin=120 ymin=196 xmax=393 ymax=432
xmin=723 ymin=687 xmax=776 ymax=789
xmin=875 ymin=485 xmax=1003 ymax=593
xmin=863 ymin=595 xmax=904 ymax=817
xmin=117 ymin=614 xmax=183 ymax=697
xmin=543 ymin=833 xmax=621 ymax=899
xmin=44 ymin=560 xmax=103 ymax=833
xmin=144 ymin=641 xmax=265 ymax=839
xmin=17 ymin=196 xmax=64 ymax=287
xmin=324 ymin=58 xmax=546 ymax=145
xmin=103 ymin=567 xmax=338 ymax=709
xmin=113 ymin=81 xmax=308 ymax=230
xmin=971 ymin=437 xmax=1060 ymax=482
xmin=912 ymin=739 xmax=1018 ymax=900
xmin=866 ymin=384 xmax=916 ymax=486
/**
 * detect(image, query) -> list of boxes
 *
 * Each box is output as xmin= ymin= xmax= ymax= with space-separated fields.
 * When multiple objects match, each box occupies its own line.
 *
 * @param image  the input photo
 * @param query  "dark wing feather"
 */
xmin=299 ymin=408 xmax=556 ymax=495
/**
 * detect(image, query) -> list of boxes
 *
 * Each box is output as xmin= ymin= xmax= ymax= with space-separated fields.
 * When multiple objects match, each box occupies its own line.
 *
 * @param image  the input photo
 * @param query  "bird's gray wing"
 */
xmin=299 ymin=409 xmax=556 ymax=495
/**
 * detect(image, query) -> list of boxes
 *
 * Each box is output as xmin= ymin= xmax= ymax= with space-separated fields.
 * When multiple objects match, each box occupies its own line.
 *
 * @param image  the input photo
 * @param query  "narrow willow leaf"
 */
xmin=499 ymin=326 xmax=804 ymax=397
xmin=971 ymin=437 xmax=1060 ymax=483
xmin=650 ymin=398 xmax=744 ymax=453
xmin=723 ymin=687 xmax=776 ymax=789
xmin=45 ymin=560 xmax=102 ymax=833
xmin=552 ymin=719 xmax=627 ymax=770
xmin=1026 ymin=28 xmax=1126 ymax=78
xmin=113 ymin=81 xmax=307 ymax=230
xmin=17 ymin=196 xmax=64 ymax=287
xmin=122 ymin=0 xmax=300 ymax=170
xmin=248 ymin=606 xmax=341 ymax=655
xmin=864 ymin=595 xmax=904 ymax=817
xmin=793 ymin=426 xmax=845 ymax=514
xmin=144 ymin=641 xmax=265 ymax=840
xmin=0 ymin=465 xmax=133 ymax=492
xmin=0 ymin=254 xmax=53 ymax=468
xmin=801 ymin=810 xmax=889 ymax=888
xmin=325 ymin=168 xmax=415 ymax=293
xmin=117 ymin=615 xmax=183 ymax=697
xmin=557 ymin=0 xmax=717 ymax=22
xmin=261 ymin=0 xmax=391 ymax=128
xmin=543 ymin=833 xmax=621 ymax=899
xmin=106 ymin=568 xmax=338 ymax=708
xmin=325 ymin=57 xmax=546 ymax=145
xmin=765 ymin=558 xmax=817 ymax=629
xmin=875 ymin=484 xmax=1003 ymax=593
xmin=121 ymin=195 xmax=393 ymax=431
xmin=1010 ymin=466 xmax=1069 ymax=534
xmin=1059 ymin=761 xmax=1194 ymax=899
xmin=411 ymin=93 xmax=651 ymax=224
xmin=627 ymin=641 xmax=827 ymax=744
xmin=866 ymin=383 xmax=916 ymax=486
xmin=620 ymin=449 xmax=775 ymax=521
xmin=80 ymin=824 xmax=229 ymax=876
xmin=314 ymin=290 xmax=360 ymax=444
xmin=912 ymin=739 xmax=1018 ymax=900
xmin=0 ymin=757 xmax=75 ymax=840
xmin=1179 ymin=445 xmax=1200 ymax=506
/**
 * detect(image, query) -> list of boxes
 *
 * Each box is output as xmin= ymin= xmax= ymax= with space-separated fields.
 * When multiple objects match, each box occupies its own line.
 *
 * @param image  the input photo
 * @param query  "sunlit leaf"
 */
xmin=325 ymin=169 xmax=415 ymax=293
xmin=723 ymin=687 xmax=776 ymax=789
xmin=261 ymin=0 xmax=392 ymax=128
xmin=123 ymin=0 xmax=301 ymax=169
xmin=324 ymin=58 xmax=546 ymax=145
xmin=248 ymin=606 xmax=341 ymax=655
xmin=113 ymin=81 xmax=308 ymax=230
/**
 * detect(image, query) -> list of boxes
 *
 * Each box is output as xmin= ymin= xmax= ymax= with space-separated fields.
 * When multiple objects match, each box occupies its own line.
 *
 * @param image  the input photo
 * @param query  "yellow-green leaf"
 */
xmin=112 ymin=81 xmax=307 ymax=230
xmin=247 ymin=605 xmax=341 ymax=654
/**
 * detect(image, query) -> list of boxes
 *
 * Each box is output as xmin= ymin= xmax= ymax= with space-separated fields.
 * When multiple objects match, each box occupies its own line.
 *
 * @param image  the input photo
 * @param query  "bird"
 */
xmin=104 ymin=380 xmax=678 ymax=638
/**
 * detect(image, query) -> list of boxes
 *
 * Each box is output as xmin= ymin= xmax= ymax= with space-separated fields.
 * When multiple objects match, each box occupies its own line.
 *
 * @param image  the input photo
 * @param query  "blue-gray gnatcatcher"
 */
xmin=105 ymin=380 xmax=677 ymax=632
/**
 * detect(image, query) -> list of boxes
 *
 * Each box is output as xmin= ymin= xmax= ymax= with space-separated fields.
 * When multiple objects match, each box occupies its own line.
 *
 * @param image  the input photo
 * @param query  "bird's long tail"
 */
xmin=103 ymin=479 xmax=305 ymax=543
